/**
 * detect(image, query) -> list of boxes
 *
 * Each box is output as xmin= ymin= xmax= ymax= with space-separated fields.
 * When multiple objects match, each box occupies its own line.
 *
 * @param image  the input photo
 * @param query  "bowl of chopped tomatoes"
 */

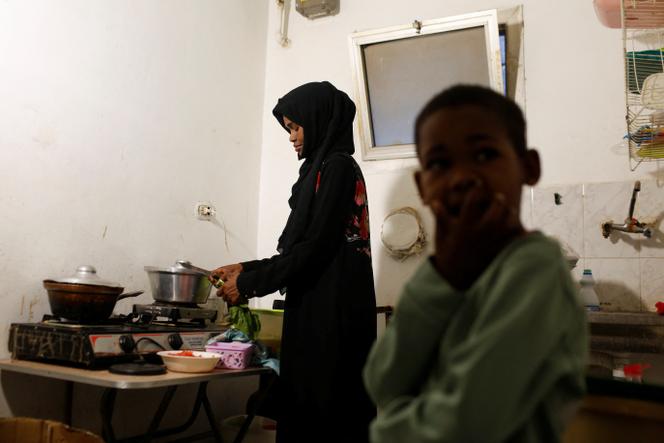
xmin=157 ymin=350 xmax=221 ymax=373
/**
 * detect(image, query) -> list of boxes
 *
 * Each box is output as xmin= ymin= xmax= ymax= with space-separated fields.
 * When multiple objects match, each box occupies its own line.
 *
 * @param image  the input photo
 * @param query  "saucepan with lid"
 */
xmin=43 ymin=265 xmax=143 ymax=322
xmin=143 ymin=260 xmax=221 ymax=305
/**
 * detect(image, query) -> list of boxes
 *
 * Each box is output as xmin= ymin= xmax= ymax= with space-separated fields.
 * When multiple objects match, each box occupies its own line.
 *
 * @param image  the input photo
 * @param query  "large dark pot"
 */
xmin=43 ymin=266 xmax=143 ymax=323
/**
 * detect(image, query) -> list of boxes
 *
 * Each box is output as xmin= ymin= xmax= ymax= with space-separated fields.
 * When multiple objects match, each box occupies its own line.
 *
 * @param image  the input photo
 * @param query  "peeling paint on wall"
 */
xmin=28 ymin=297 xmax=39 ymax=322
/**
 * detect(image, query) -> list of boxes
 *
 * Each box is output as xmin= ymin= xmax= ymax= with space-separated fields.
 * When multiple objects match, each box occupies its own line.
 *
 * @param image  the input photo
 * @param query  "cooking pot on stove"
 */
xmin=144 ymin=260 xmax=213 ymax=305
xmin=43 ymin=266 xmax=144 ymax=323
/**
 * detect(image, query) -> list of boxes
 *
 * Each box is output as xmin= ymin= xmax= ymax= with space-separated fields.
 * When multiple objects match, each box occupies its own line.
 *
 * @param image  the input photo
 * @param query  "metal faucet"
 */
xmin=601 ymin=181 xmax=653 ymax=239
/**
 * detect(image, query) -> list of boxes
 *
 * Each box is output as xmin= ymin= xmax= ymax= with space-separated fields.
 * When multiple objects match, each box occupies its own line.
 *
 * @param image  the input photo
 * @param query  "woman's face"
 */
xmin=283 ymin=116 xmax=304 ymax=158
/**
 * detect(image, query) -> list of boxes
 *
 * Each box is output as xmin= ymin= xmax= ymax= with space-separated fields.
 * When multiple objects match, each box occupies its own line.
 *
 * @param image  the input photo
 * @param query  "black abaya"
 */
xmin=236 ymin=82 xmax=377 ymax=443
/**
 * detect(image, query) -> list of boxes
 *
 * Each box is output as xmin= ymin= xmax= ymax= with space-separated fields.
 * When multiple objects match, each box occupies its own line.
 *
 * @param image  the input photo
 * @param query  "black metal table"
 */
xmin=0 ymin=359 xmax=275 ymax=443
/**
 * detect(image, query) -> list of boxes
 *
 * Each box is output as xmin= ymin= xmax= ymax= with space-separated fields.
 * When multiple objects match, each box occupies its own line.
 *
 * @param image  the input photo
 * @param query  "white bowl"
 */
xmin=157 ymin=350 xmax=221 ymax=373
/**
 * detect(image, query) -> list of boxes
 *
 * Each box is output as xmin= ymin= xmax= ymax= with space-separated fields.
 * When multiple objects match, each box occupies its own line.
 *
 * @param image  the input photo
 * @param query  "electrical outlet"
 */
xmin=195 ymin=202 xmax=216 ymax=221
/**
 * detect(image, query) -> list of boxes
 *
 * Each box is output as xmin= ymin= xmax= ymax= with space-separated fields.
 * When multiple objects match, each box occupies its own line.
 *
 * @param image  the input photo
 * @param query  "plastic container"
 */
xmin=593 ymin=0 xmax=621 ymax=29
xmin=252 ymin=308 xmax=283 ymax=356
xmin=205 ymin=342 xmax=254 ymax=369
xmin=580 ymin=269 xmax=601 ymax=312
xmin=655 ymin=301 xmax=664 ymax=315
xmin=221 ymin=415 xmax=276 ymax=443
xmin=623 ymin=363 xmax=651 ymax=383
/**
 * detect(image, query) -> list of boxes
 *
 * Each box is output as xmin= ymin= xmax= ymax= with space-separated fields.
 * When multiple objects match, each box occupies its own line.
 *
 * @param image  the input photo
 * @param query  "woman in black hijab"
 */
xmin=211 ymin=81 xmax=377 ymax=443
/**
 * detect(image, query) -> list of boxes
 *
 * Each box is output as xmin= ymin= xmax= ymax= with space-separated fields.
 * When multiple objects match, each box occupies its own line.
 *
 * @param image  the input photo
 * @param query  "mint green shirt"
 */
xmin=363 ymin=232 xmax=587 ymax=443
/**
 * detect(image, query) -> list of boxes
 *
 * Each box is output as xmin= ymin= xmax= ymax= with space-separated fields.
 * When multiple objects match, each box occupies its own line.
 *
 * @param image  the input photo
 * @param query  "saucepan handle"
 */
xmin=117 ymin=290 xmax=144 ymax=301
xmin=177 ymin=260 xmax=224 ymax=288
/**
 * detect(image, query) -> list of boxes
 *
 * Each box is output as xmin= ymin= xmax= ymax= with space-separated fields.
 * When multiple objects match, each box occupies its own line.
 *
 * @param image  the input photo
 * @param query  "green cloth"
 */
xmin=228 ymin=304 xmax=261 ymax=341
xmin=363 ymin=232 xmax=587 ymax=443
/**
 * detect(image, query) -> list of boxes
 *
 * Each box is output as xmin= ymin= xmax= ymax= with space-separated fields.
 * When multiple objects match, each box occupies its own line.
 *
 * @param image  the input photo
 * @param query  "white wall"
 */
xmin=524 ymin=179 xmax=664 ymax=313
xmin=254 ymin=0 xmax=662 ymax=309
xmin=0 ymin=0 xmax=268 ymax=435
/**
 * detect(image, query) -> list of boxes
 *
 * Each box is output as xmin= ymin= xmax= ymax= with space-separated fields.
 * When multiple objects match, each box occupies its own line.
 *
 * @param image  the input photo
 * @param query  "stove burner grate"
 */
xmin=132 ymin=303 xmax=217 ymax=325
xmin=41 ymin=314 xmax=135 ymax=326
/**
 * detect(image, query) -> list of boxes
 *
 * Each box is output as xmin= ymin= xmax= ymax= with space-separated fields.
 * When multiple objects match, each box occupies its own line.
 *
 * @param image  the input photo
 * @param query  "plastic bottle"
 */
xmin=580 ymin=269 xmax=601 ymax=312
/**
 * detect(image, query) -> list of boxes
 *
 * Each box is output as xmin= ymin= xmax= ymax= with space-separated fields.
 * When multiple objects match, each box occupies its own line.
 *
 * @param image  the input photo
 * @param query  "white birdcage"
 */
xmin=623 ymin=0 xmax=664 ymax=169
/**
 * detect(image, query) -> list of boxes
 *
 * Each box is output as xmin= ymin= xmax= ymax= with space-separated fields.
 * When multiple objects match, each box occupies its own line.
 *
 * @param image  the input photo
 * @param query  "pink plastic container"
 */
xmin=205 ymin=342 xmax=254 ymax=369
xmin=593 ymin=0 xmax=621 ymax=29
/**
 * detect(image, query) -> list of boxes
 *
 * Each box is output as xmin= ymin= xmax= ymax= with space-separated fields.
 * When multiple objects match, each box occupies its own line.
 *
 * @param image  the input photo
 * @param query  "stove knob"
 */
xmin=119 ymin=335 xmax=136 ymax=353
xmin=168 ymin=333 xmax=183 ymax=350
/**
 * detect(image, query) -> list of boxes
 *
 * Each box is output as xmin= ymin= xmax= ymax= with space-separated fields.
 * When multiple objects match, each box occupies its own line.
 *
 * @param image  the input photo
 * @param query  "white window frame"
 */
xmin=349 ymin=9 xmax=504 ymax=161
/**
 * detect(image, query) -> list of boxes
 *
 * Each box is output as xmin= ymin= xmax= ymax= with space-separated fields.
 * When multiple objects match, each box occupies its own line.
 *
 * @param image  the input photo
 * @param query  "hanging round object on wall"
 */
xmin=380 ymin=207 xmax=426 ymax=260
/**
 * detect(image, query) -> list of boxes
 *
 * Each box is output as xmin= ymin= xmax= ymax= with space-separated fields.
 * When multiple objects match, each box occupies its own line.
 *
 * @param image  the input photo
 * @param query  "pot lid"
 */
xmin=50 ymin=265 xmax=123 ymax=288
xmin=144 ymin=259 xmax=200 ymax=275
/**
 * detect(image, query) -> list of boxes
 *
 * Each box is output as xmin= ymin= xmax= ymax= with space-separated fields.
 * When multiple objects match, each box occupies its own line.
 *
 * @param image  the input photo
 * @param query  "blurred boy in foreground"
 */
xmin=363 ymin=85 xmax=587 ymax=443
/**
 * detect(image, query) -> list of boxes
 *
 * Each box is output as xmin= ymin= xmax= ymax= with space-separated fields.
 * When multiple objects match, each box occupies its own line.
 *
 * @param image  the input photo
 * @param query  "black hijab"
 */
xmin=272 ymin=81 xmax=356 ymax=255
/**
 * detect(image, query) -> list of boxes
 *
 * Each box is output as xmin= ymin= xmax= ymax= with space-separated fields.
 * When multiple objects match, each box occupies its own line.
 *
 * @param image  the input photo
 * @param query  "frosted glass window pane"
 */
xmin=362 ymin=26 xmax=490 ymax=147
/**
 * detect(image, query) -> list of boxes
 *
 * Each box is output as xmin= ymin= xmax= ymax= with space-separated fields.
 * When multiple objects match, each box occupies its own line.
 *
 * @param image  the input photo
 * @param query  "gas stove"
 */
xmin=9 ymin=306 xmax=225 ymax=368
xmin=133 ymin=302 xmax=218 ymax=323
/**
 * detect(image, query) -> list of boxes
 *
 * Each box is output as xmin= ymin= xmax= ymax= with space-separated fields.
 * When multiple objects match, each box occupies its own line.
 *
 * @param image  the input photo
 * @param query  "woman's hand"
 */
xmin=210 ymin=263 xmax=243 ymax=285
xmin=218 ymin=272 xmax=242 ymax=305
xmin=210 ymin=263 xmax=243 ymax=304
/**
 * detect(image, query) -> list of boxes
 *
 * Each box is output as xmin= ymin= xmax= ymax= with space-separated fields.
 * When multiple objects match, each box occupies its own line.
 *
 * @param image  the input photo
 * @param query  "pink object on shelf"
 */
xmin=623 ymin=363 xmax=651 ymax=382
xmin=594 ymin=0 xmax=621 ymax=29
xmin=656 ymin=301 xmax=664 ymax=315
xmin=205 ymin=342 xmax=254 ymax=369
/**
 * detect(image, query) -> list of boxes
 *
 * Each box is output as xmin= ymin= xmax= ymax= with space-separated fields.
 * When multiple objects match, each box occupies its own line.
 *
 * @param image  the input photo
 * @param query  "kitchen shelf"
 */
xmin=587 ymin=311 xmax=664 ymax=326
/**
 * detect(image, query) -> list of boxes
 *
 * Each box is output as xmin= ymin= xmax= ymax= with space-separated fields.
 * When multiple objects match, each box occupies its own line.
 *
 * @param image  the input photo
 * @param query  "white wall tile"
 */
xmin=584 ymin=182 xmax=641 ymax=258
xmin=634 ymin=179 xmax=664 ymax=257
xmin=640 ymin=258 xmax=664 ymax=312
xmin=532 ymin=184 xmax=584 ymax=259
xmin=585 ymin=258 xmax=642 ymax=312
xmin=528 ymin=179 xmax=664 ymax=312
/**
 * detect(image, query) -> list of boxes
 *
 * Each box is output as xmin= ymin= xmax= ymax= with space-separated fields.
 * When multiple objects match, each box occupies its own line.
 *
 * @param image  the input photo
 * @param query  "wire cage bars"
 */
xmin=623 ymin=0 xmax=664 ymax=169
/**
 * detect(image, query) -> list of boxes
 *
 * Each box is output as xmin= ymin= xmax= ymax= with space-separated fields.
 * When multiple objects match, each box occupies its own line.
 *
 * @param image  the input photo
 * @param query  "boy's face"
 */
xmin=415 ymin=105 xmax=539 ymax=226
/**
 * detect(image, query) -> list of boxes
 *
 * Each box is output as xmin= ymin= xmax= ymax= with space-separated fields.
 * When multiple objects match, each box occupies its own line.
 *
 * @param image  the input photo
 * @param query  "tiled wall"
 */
xmin=522 ymin=179 xmax=664 ymax=313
